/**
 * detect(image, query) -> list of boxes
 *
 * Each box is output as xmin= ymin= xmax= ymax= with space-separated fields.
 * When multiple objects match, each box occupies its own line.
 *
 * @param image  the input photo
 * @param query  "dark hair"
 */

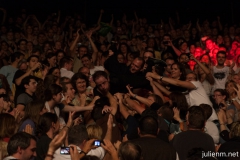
xmin=61 ymin=82 xmax=73 ymax=93
xmin=44 ymin=84 xmax=62 ymax=101
xmin=21 ymin=100 xmax=45 ymax=125
xmin=21 ymin=75 xmax=37 ymax=87
xmin=11 ymin=52 xmax=24 ymax=62
xmin=37 ymin=112 xmax=58 ymax=135
xmin=187 ymin=106 xmax=205 ymax=129
xmin=92 ymin=71 xmax=108 ymax=83
xmin=216 ymin=51 xmax=227 ymax=58
xmin=0 ymin=94 xmax=10 ymax=102
xmin=27 ymin=55 xmax=39 ymax=62
xmin=157 ymin=104 xmax=174 ymax=122
xmin=118 ymin=141 xmax=143 ymax=160
xmin=59 ymin=56 xmax=72 ymax=68
xmin=199 ymin=104 xmax=212 ymax=120
xmin=48 ymin=67 xmax=60 ymax=76
xmin=134 ymin=57 xmax=145 ymax=69
xmin=163 ymin=33 xmax=172 ymax=40
xmin=46 ymin=52 xmax=56 ymax=59
xmin=139 ymin=116 xmax=158 ymax=136
xmin=7 ymin=132 xmax=36 ymax=155
xmin=68 ymin=125 xmax=88 ymax=146
xmin=91 ymin=97 xmax=110 ymax=121
xmin=78 ymin=45 xmax=88 ymax=51
xmin=169 ymin=91 xmax=189 ymax=120
xmin=0 ymin=113 xmax=16 ymax=138
xmin=17 ymin=39 xmax=27 ymax=46
xmin=81 ymin=54 xmax=92 ymax=60
xmin=71 ymin=73 xmax=89 ymax=92
xmin=148 ymin=94 xmax=163 ymax=106
xmin=171 ymin=62 xmax=186 ymax=80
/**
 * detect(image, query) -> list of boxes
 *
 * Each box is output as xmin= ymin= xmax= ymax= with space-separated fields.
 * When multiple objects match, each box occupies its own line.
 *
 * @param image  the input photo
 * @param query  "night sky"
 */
xmin=1 ymin=0 xmax=240 ymax=25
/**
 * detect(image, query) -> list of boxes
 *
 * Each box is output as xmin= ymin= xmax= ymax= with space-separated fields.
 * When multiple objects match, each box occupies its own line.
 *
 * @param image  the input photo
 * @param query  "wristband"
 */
xmin=160 ymin=76 xmax=163 ymax=81
xmin=134 ymin=94 xmax=137 ymax=98
xmin=80 ymin=150 xmax=87 ymax=155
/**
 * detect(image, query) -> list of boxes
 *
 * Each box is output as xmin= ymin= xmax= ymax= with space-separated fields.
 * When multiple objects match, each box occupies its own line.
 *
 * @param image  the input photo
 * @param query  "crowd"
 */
xmin=0 ymin=7 xmax=240 ymax=160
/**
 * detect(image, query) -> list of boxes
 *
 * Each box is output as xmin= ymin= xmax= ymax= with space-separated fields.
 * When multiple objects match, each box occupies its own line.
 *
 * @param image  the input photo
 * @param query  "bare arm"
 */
xmin=97 ymin=9 xmax=104 ymax=25
xmin=125 ymin=96 xmax=145 ymax=114
xmin=169 ymin=41 xmax=181 ymax=56
xmin=86 ymin=30 xmax=98 ymax=64
xmin=69 ymin=29 xmax=80 ymax=57
xmin=147 ymin=72 xmax=196 ymax=90
xmin=147 ymin=77 xmax=166 ymax=103
xmin=217 ymin=16 xmax=223 ymax=31
xmin=191 ymin=55 xmax=215 ymax=85
xmin=106 ymin=92 xmax=118 ymax=115
xmin=196 ymin=19 xmax=202 ymax=33
xmin=114 ymin=93 xmax=130 ymax=119
xmin=134 ymin=11 xmax=139 ymax=24
xmin=152 ymin=81 xmax=171 ymax=96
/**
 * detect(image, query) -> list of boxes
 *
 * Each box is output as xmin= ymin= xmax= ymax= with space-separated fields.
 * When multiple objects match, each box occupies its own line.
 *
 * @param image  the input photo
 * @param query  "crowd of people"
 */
xmin=0 ymin=7 xmax=240 ymax=160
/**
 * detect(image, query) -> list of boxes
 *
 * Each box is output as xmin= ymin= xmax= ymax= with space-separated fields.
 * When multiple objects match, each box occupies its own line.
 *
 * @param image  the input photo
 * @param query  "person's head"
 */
xmin=7 ymin=132 xmax=37 ymax=160
xmin=0 ymin=113 xmax=16 ymax=139
xmin=81 ymin=54 xmax=93 ymax=69
xmin=225 ymin=80 xmax=237 ymax=95
xmin=229 ymin=121 xmax=240 ymax=139
xmin=118 ymin=141 xmax=143 ymax=160
xmin=162 ymin=34 xmax=171 ymax=42
xmin=37 ymin=112 xmax=59 ymax=135
xmin=164 ymin=58 xmax=175 ymax=74
xmin=199 ymin=104 xmax=212 ymax=120
xmin=187 ymin=106 xmax=206 ymax=130
xmin=205 ymin=38 xmax=215 ymax=50
xmin=46 ymin=52 xmax=57 ymax=68
xmin=79 ymin=66 xmax=91 ymax=78
xmin=0 ymin=94 xmax=11 ymax=113
xmin=11 ymin=52 xmax=24 ymax=63
xmin=232 ymin=74 xmax=240 ymax=84
xmin=178 ymin=53 xmax=189 ymax=63
xmin=138 ymin=116 xmax=159 ymax=136
xmin=171 ymin=62 xmax=186 ymax=79
xmin=147 ymin=94 xmax=163 ymax=106
xmin=27 ymin=55 xmax=39 ymax=69
xmin=17 ymin=39 xmax=27 ymax=51
xmin=21 ymin=76 xmax=38 ymax=94
xmin=18 ymin=59 xmax=28 ymax=71
xmin=78 ymin=45 xmax=88 ymax=58
xmin=56 ymin=50 xmax=65 ymax=63
xmin=86 ymin=124 xmax=103 ymax=140
xmin=61 ymin=82 xmax=75 ymax=100
xmin=179 ymin=41 xmax=188 ymax=52
xmin=186 ymin=72 xmax=197 ymax=82
xmin=216 ymin=51 xmax=226 ymax=66
xmin=119 ymin=43 xmax=129 ymax=54
xmin=169 ymin=91 xmax=189 ymax=120
xmin=60 ymin=56 xmax=73 ymax=70
xmin=200 ymin=54 xmax=211 ymax=65
xmin=213 ymin=89 xmax=227 ymax=105
xmin=92 ymin=71 xmax=109 ymax=95
xmin=157 ymin=103 xmax=174 ymax=122
xmin=130 ymin=57 xmax=144 ymax=73
xmin=48 ymin=67 xmax=60 ymax=78
xmin=194 ymin=47 xmax=203 ymax=58
xmin=44 ymin=84 xmax=63 ymax=103
xmin=71 ymin=73 xmax=89 ymax=94
xmin=143 ymin=50 xmax=154 ymax=62
xmin=22 ymin=100 xmax=47 ymax=125
xmin=117 ymin=53 xmax=125 ymax=63
xmin=68 ymin=124 xmax=88 ymax=146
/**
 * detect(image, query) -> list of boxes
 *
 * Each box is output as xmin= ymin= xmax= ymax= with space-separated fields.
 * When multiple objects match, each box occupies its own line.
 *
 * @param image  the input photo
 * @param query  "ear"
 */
xmin=24 ymin=84 xmax=29 ymax=89
xmin=137 ymin=127 xmax=141 ymax=135
xmin=17 ymin=146 xmax=22 ymax=154
xmin=157 ymin=128 xmax=160 ymax=135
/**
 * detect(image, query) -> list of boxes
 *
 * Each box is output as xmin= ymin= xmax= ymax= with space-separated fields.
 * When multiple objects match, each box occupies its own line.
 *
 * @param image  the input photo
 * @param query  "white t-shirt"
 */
xmin=185 ymin=81 xmax=218 ymax=121
xmin=205 ymin=120 xmax=219 ymax=144
xmin=90 ymin=66 xmax=104 ymax=75
xmin=201 ymin=80 xmax=212 ymax=96
xmin=211 ymin=66 xmax=230 ymax=95
xmin=60 ymin=68 xmax=74 ymax=79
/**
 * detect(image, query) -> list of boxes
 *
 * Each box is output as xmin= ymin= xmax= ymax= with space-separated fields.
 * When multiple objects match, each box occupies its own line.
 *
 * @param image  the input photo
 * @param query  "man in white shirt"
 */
xmin=81 ymin=54 xmax=104 ymax=75
xmin=60 ymin=57 xmax=74 ymax=79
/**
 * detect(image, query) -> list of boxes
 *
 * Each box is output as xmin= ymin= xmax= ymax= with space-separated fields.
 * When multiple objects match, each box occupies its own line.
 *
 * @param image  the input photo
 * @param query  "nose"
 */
xmin=33 ymin=151 xmax=37 ymax=157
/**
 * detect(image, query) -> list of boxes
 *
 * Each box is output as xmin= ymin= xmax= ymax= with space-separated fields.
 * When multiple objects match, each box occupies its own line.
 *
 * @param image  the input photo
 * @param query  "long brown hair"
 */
xmin=0 ymin=113 xmax=16 ymax=138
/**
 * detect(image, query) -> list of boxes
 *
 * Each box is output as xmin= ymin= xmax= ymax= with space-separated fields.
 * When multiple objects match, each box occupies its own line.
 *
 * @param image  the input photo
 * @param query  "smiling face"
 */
xmin=76 ymin=78 xmax=87 ymax=93
xmin=171 ymin=64 xmax=182 ymax=79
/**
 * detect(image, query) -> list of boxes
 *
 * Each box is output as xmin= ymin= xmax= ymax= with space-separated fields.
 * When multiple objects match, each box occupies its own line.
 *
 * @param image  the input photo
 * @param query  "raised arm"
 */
xmin=126 ymin=85 xmax=154 ymax=107
xmin=191 ymin=55 xmax=215 ymax=85
xmin=134 ymin=11 xmax=139 ymax=24
xmin=146 ymin=77 xmax=166 ymax=103
xmin=106 ymin=92 xmax=118 ymax=115
xmin=217 ymin=16 xmax=223 ymax=31
xmin=97 ymin=9 xmax=104 ymax=25
xmin=169 ymin=40 xmax=181 ymax=56
xmin=115 ymin=93 xmax=130 ymax=119
xmin=152 ymin=81 xmax=171 ymax=96
xmin=86 ymin=30 xmax=98 ymax=64
xmin=69 ymin=29 xmax=80 ymax=57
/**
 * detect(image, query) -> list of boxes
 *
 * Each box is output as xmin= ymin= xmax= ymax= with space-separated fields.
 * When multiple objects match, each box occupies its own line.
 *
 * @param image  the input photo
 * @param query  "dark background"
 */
xmin=1 ymin=0 xmax=240 ymax=26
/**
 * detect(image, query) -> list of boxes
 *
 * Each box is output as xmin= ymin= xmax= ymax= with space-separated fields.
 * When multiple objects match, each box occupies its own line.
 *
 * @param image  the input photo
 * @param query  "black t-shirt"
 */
xmin=13 ymin=69 xmax=26 ymax=103
xmin=36 ymin=134 xmax=52 ymax=160
xmin=171 ymin=130 xmax=215 ymax=160
xmin=131 ymin=137 xmax=176 ymax=160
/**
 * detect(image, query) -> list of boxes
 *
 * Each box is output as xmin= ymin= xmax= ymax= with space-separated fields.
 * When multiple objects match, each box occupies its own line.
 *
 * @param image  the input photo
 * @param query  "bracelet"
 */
xmin=80 ymin=150 xmax=87 ymax=155
xmin=46 ymin=154 xmax=54 ymax=158
xmin=64 ymin=126 xmax=70 ymax=129
xmin=133 ymin=94 xmax=137 ymax=98
xmin=160 ymin=76 xmax=163 ymax=81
